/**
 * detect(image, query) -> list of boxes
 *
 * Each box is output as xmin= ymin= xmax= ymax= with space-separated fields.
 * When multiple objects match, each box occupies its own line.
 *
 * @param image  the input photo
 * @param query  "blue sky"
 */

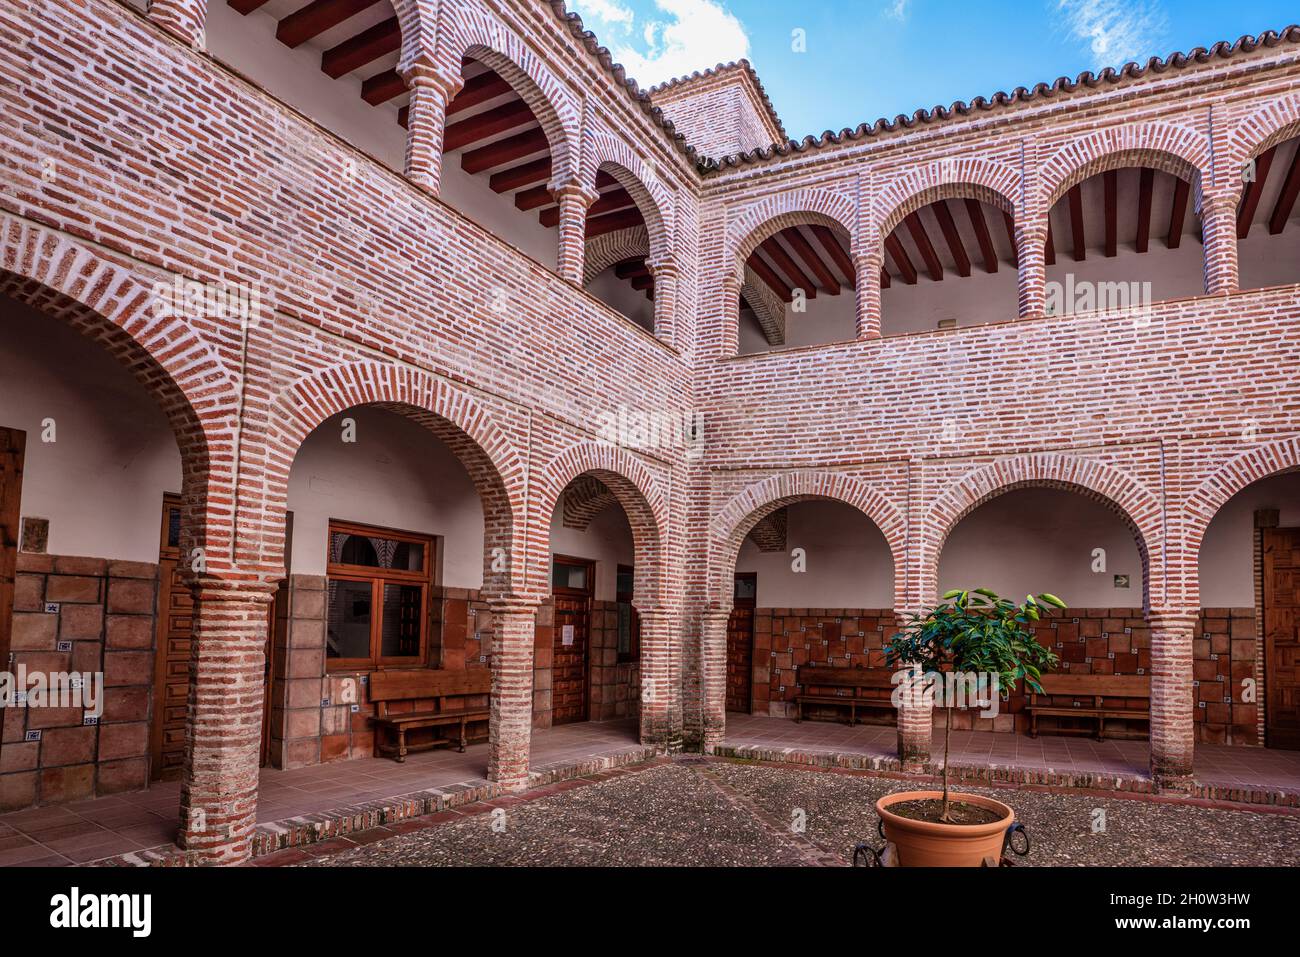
xmin=567 ymin=1 xmax=1299 ymax=141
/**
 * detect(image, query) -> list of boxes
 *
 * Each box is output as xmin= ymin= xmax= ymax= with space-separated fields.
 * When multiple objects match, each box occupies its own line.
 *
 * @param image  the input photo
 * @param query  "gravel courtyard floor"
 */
xmin=286 ymin=759 xmax=1300 ymax=867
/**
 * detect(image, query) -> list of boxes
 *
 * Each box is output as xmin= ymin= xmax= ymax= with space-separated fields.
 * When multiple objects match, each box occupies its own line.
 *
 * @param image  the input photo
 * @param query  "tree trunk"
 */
xmin=941 ymin=704 xmax=954 ymax=821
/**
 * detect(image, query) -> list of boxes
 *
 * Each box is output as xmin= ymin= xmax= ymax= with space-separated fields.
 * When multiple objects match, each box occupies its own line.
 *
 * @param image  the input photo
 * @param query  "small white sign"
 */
xmin=562 ymin=624 xmax=575 ymax=646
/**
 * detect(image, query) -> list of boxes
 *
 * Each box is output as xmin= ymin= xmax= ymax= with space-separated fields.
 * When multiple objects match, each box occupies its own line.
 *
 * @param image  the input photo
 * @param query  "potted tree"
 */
xmin=878 ymin=588 xmax=1063 ymax=866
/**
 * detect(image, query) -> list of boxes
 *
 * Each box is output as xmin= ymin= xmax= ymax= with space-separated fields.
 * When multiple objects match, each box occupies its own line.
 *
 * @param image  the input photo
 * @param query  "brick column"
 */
xmin=1200 ymin=191 xmax=1240 ymax=296
xmin=895 ymin=662 xmax=932 ymax=770
xmin=699 ymin=604 xmax=731 ymax=752
xmin=488 ymin=598 xmax=536 ymax=792
xmin=645 ymin=255 xmax=679 ymax=345
xmin=1016 ymin=219 xmax=1048 ymax=318
xmin=1149 ymin=610 xmax=1197 ymax=788
xmin=854 ymin=244 xmax=883 ymax=339
xmin=401 ymin=64 xmax=460 ymax=197
xmin=720 ymin=266 xmax=743 ymax=356
xmin=178 ymin=577 xmax=276 ymax=865
xmin=552 ymin=181 xmax=599 ymax=283
xmin=639 ymin=607 xmax=681 ymax=751
xmin=147 ymin=0 xmax=207 ymax=49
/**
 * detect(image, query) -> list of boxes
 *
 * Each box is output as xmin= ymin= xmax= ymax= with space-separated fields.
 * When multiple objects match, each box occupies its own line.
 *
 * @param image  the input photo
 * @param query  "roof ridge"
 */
xmin=702 ymin=25 xmax=1300 ymax=172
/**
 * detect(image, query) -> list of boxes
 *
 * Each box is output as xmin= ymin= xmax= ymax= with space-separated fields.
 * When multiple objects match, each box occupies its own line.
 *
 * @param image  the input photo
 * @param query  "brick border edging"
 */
xmin=95 ymin=745 xmax=660 ymax=867
xmin=711 ymin=744 xmax=1300 ymax=810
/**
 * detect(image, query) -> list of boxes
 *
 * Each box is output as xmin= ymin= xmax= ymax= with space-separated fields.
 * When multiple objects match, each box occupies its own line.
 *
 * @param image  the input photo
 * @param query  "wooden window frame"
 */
xmin=326 ymin=520 xmax=433 ymax=672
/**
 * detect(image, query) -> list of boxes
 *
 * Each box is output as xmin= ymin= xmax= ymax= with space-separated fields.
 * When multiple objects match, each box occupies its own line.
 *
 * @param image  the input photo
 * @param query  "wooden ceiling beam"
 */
xmin=784 ymin=228 xmax=841 ymax=293
xmin=278 ymin=0 xmax=380 ymax=49
xmin=933 ymin=200 xmax=971 ymax=277
xmin=1067 ymin=183 xmax=1086 ymax=262
xmin=229 ymin=0 xmax=270 ymax=13
xmin=748 ymin=255 xmax=794 ymax=302
xmin=614 ymin=259 xmax=649 ymax=280
xmin=362 ymin=69 xmax=406 ymax=105
xmin=321 ymin=16 xmax=400 ymax=79
xmin=884 ymin=233 xmax=917 ymax=285
xmin=538 ymin=188 xmax=634 ymax=227
xmin=964 ymin=199 xmax=998 ymax=273
xmin=490 ymin=158 xmax=551 ymax=193
xmin=1103 ymin=169 xmax=1118 ymax=258
xmin=880 ymin=267 xmax=890 ymax=289
xmin=447 ymin=72 xmax=515 ymax=116
xmin=1269 ymin=144 xmax=1300 ymax=235
xmin=443 ymin=99 xmax=535 ymax=153
xmin=1002 ymin=210 xmax=1018 ymax=267
xmin=904 ymin=213 xmax=944 ymax=282
xmin=1136 ymin=167 xmax=1154 ymax=254
xmin=461 ymin=127 xmax=549 ymax=174
xmin=1167 ymin=177 xmax=1190 ymax=249
xmin=585 ymin=207 xmax=646 ymax=238
xmin=760 ymin=238 xmax=818 ymax=298
xmin=1238 ymin=146 xmax=1276 ymax=239
xmin=810 ymin=224 xmax=855 ymax=283
xmin=514 ymin=184 xmax=552 ymax=211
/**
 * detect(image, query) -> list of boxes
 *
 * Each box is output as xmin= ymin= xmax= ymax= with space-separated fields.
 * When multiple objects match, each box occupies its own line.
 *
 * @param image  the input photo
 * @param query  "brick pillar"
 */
xmin=1200 ymin=191 xmax=1240 ymax=295
xmin=147 ymin=0 xmax=207 ymax=48
xmin=699 ymin=604 xmax=731 ymax=752
xmin=895 ymin=663 xmax=932 ymax=770
xmin=1149 ymin=611 xmax=1197 ymax=788
xmin=488 ymin=598 xmax=536 ymax=792
xmin=646 ymin=255 xmax=679 ymax=345
xmin=1016 ymin=220 xmax=1048 ymax=318
xmin=552 ymin=182 xmax=599 ymax=283
xmin=639 ymin=607 xmax=681 ymax=751
xmin=401 ymin=65 xmax=459 ymax=196
xmin=178 ymin=577 xmax=276 ymax=865
xmin=721 ymin=267 xmax=743 ymax=356
xmin=854 ymin=245 xmax=883 ymax=339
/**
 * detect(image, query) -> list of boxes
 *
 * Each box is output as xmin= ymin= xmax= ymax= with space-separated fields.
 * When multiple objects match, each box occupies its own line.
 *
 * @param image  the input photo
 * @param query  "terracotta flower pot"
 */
xmin=876 ymin=790 xmax=1013 ymax=867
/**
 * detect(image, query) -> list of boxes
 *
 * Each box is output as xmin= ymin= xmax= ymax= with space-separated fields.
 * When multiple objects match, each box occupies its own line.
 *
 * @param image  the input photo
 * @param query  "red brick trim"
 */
xmin=1227 ymin=92 xmax=1300 ymax=180
xmin=586 ymin=132 xmax=674 ymax=263
xmin=873 ymin=158 xmax=1019 ymax=238
xmin=727 ymin=187 xmax=858 ymax=269
xmin=709 ymin=471 xmax=907 ymax=603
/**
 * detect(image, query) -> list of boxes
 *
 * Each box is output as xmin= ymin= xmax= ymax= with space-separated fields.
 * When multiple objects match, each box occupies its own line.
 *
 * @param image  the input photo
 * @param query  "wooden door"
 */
xmin=1263 ymin=527 xmax=1300 ymax=749
xmin=551 ymin=557 xmax=593 ymax=725
xmin=151 ymin=496 xmax=192 ymax=780
xmin=0 ymin=428 xmax=25 ymax=745
xmin=726 ymin=573 xmax=756 ymax=713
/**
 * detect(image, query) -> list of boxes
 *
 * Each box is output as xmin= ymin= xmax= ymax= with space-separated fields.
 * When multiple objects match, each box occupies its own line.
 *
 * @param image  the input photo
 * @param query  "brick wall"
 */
xmin=0 ymin=553 xmax=154 ymax=810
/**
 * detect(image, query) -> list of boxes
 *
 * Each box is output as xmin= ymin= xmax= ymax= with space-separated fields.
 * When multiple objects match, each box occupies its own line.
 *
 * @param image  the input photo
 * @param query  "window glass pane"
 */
xmin=330 ymin=531 xmax=423 ymax=571
xmin=734 ymin=576 xmax=756 ymax=600
xmin=326 ymin=580 xmax=372 ymax=660
xmin=616 ymin=568 xmax=634 ymax=596
xmin=166 ymin=506 xmax=181 ymax=549
xmin=552 ymin=562 xmax=587 ymax=590
xmin=380 ymin=584 xmax=423 ymax=658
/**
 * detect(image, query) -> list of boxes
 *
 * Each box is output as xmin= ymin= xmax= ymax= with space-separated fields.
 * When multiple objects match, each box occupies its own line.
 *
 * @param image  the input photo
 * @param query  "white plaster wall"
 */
xmin=939 ymin=488 xmax=1142 ymax=607
xmin=285 ymin=408 xmax=484 ymax=582
xmin=735 ymin=501 xmax=894 ymax=608
xmin=206 ymin=2 xmax=559 ymax=268
xmin=587 ymin=268 xmax=654 ymax=331
xmin=1199 ymin=471 xmax=1300 ymax=606
xmin=548 ymin=506 xmax=635 ymax=602
xmin=0 ymin=298 xmax=182 ymax=562
xmin=1239 ymin=229 xmax=1300 ymax=290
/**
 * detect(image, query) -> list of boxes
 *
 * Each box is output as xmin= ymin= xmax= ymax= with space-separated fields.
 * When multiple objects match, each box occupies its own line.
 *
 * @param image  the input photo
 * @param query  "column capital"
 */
xmin=1147 ymin=610 xmax=1200 ymax=630
xmin=487 ymin=594 xmax=541 ymax=616
xmin=645 ymin=255 xmax=680 ymax=279
xmin=398 ymin=58 xmax=463 ymax=99
xmin=549 ymin=179 xmax=600 ymax=209
xmin=1199 ymin=187 xmax=1240 ymax=215
xmin=184 ymin=573 xmax=279 ymax=604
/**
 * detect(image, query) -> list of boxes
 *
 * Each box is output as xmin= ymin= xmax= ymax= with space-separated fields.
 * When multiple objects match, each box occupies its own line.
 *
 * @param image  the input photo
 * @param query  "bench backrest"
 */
xmin=1036 ymin=673 xmax=1149 ymax=698
xmin=796 ymin=665 xmax=895 ymax=690
xmin=369 ymin=668 xmax=491 ymax=703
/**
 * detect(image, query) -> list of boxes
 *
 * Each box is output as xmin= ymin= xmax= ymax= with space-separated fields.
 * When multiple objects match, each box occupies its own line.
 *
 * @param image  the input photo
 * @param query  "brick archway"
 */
xmin=710 ymin=470 xmax=907 ymax=606
xmin=727 ymin=187 xmax=859 ymax=270
xmin=1227 ymin=92 xmax=1300 ymax=175
xmin=438 ymin=7 xmax=581 ymax=183
xmin=587 ymin=133 xmax=674 ymax=265
xmin=873 ymin=159 xmax=1019 ymax=238
xmin=0 ymin=214 xmax=236 ymax=568
xmin=263 ymin=360 xmax=528 ymax=596
xmin=1039 ymin=123 xmax=1211 ymax=208
xmin=925 ymin=454 xmax=1164 ymax=609
xmin=533 ymin=441 xmax=670 ymax=608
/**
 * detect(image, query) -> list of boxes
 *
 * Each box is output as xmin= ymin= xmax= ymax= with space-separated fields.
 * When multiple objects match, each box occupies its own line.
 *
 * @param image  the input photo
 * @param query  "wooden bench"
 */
xmin=1026 ymin=673 xmax=1150 ymax=740
xmin=794 ymin=665 xmax=896 ymax=725
xmin=369 ymin=669 xmax=491 ymax=762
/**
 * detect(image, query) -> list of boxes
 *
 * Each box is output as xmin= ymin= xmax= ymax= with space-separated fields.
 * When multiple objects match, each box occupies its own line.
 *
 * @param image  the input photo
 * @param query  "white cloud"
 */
xmin=570 ymin=0 xmax=752 ymax=87
xmin=1057 ymin=0 xmax=1168 ymax=69
xmin=885 ymin=0 xmax=911 ymax=22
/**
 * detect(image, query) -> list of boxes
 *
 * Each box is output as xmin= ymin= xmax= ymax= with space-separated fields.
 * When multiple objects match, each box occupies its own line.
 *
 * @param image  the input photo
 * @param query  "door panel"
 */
xmin=552 ymin=592 xmax=590 ymax=724
xmin=0 ymin=428 xmax=25 ymax=745
xmin=1264 ymin=528 xmax=1300 ymax=749
xmin=151 ymin=551 xmax=193 ymax=780
xmin=726 ymin=573 xmax=756 ymax=714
